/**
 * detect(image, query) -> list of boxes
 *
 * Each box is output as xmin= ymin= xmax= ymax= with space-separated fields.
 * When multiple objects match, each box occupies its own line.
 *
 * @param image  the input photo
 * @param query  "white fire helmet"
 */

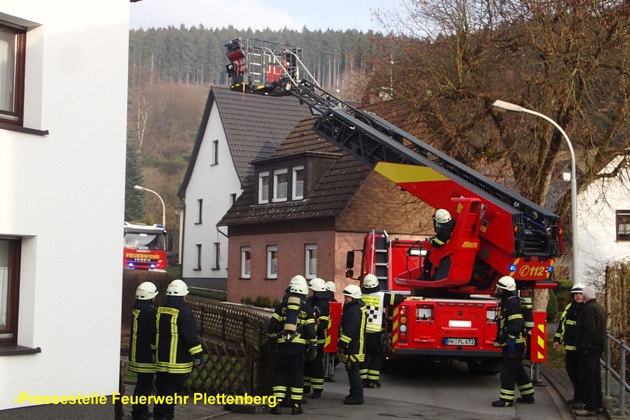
xmin=166 ymin=279 xmax=189 ymax=296
xmin=136 ymin=281 xmax=158 ymax=300
xmin=290 ymin=283 xmax=308 ymax=295
xmin=571 ymin=283 xmax=585 ymax=294
xmin=496 ymin=276 xmax=516 ymax=292
xmin=363 ymin=274 xmax=379 ymax=289
xmin=325 ymin=281 xmax=337 ymax=293
xmin=309 ymin=278 xmax=327 ymax=292
xmin=343 ymin=284 xmax=362 ymax=299
xmin=434 ymin=208 xmax=452 ymax=224
xmin=289 ymin=275 xmax=307 ymax=288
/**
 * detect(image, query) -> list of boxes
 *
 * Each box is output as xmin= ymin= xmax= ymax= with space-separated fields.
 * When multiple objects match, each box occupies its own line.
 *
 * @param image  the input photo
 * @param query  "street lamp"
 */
xmin=491 ymin=100 xmax=578 ymax=283
xmin=134 ymin=185 xmax=166 ymax=229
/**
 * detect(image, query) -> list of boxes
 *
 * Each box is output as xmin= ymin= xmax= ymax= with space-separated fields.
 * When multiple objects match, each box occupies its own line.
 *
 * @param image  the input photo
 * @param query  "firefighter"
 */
xmin=338 ymin=284 xmax=366 ymax=405
xmin=423 ymin=208 xmax=455 ymax=280
xmin=553 ymin=283 xmax=585 ymax=407
xmin=325 ymin=280 xmax=338 ymax=302
xmin=303 ymin=278 xmax=331 ymax=399
xmin=268 ymin=280 xmax=317 ymax=415
xmin=154 ymin=279 xmax=204 ymax=420
xmin=492 ymin=276 xmax=535 ymax=407
xmin=359 ymin=274 xmax=404 ymax=388
xmin=128 ymin=282 xmax=158 ymax=420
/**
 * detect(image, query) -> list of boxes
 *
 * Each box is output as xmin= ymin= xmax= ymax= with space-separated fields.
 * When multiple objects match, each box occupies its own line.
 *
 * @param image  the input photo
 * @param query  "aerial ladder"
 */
xmin=224 ymin=38 xmax=562 ymax=296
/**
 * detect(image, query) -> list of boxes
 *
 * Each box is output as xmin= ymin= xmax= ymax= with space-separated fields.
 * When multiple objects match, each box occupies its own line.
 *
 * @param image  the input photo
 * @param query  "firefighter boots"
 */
xmin=491 ymin=399 xmax=513 ymax=407
xmin=311 ymin=390 xmax=322 ymax=399
xmin=291 ymin=403 xmax=303 ymax=415
xmin=516 ymin=395 xmax=535 ymax=404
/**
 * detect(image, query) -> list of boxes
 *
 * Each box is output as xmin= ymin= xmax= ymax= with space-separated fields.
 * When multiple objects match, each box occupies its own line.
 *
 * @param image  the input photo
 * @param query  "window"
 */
xmin=305 ymin=244 xmax=317 ymax=279
xmin=241 ymin=247 xmax=251 ymax=279
xmin=230 ymin=193 xmax=237 ymax=205
xmin=266 ymin=245 xmax=278 ymax=279
xmin=0 ymin=237 xmax=20 ymax=344
xmin=196 ymin=199 xmax=203 ymax=224
xmin=212 ymin=140 xmax=219 ymax=165
xmin=194 ymin=244 xmax=202 ymax=270
xmin=292 ymin=166 xmax=304 ymax=200
xmin=0 ymin=21 xmax=26 ymax=126
xmin=616 ymin=210 xmax=630 ymax=241
xmin=258 ymin=171 xmax=270 ymax=204
xmin=273 ymin=169 xmax=288 ymax=202
xmin=212 ymin=242 xmax=220 ymax=270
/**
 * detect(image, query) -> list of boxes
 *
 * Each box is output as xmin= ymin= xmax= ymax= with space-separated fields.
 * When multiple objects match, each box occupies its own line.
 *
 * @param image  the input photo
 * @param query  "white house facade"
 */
xmin=576 ymin=154 xmax=630 ymax=285
xmin=0 ymin=0 xmax=129 ymax=413
xmin=178 ymin=87 xmax=311 ymax=291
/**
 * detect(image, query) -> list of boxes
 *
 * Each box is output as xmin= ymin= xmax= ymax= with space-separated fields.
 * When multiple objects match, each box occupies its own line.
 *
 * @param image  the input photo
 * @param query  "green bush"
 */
xmin=547 ymin=288 xmax=559 ymax=323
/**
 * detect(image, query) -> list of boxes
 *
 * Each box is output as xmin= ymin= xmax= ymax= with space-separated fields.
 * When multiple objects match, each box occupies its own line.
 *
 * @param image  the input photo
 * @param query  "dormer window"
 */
xmin=273 ymin=169 xmax=288 ymax=202
xmin=258 ymin=171 xmax=270 ymax=204
xmin=292 ymin=166 xmax=304 ymax=200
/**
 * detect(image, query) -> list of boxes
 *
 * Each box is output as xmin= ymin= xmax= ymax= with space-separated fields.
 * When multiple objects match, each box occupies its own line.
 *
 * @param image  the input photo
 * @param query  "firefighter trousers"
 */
xmin=565 ymin=349 xmax=581 ymax=403
xmin=360 ymin=332 xmax=383 ymax=384
xmin=498 ymin=345 xmax=534 ymax=403
xmin=131 ymin=372 xmax=154 ymax=416
xmin=272 ymin=344 xmax=306 ymax=406
xmin=304 ymin=346 xmax=324 ymax=391
xmin=345 ymin=359 xmax=364 ymax=402
xmin=154 ymin=372 xmax=188 ymax=420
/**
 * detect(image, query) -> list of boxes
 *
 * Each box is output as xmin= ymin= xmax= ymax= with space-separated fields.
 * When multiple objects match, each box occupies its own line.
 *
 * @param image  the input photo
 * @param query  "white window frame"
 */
xmin=241 ymin=247 xmax=251 ymax=279
xmin=266 ymin=245 xmax=278 ymax=279
xmin=196 ymin=199 xmax=203 ymax=224
xmin=273 ymin=169 xmax=288 ymax=202
xmin=616 ymin=210 xmax=630 ymax=241
xmin=305 ymin=244 xmax=317 ymax=279
xmin=258 ymin=171 xmax=270 ymax=204
xmin=212 ymin=242 xmax=220 ymax=270
xmin=292 ymin=166 xmax=304 ymax=200
xmin=212 ymin=139 xmax=219 ymax=165
xmin=194 ymin=244 xmax=202 ymax=270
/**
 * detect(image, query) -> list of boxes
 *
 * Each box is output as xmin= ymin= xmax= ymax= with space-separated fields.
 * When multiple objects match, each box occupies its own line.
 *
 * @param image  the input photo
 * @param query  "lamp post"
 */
xmin=134 ymin=185 xmax=166 ymax=229
xmin=491 ymin=100 xmax=578 ymax=283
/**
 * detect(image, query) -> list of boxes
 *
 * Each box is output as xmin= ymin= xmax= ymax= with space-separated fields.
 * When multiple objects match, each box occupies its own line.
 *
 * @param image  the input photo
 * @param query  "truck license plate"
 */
xmin=444 ymin=338 xmax=476 ymax=346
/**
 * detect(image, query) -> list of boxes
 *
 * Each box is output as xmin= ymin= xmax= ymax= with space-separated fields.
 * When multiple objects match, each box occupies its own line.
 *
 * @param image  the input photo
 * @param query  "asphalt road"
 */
xmin=223 ymin=358 xmax=574 ymax=420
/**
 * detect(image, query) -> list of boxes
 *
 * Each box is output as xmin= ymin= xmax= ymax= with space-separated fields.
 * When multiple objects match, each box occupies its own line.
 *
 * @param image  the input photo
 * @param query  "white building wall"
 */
xmin=182 ymin=105 xmax=241 ymax=285
xmin=576 ymin=155 xmax=630 ymax=286
xmin=0 ymin=0 xmax=128 ymax=410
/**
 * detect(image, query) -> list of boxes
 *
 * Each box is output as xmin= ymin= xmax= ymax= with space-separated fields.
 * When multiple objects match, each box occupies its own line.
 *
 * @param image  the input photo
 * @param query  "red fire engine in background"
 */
xmin=123 ymin=222 xmax=173 ymax=270
xmin=225 ymin=39 xmax=561 ymax=372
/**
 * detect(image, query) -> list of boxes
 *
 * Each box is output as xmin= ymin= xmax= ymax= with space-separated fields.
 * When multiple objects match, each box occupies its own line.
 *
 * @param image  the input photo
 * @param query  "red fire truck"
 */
xmin=225 ymin=39 xmax=562 ymax=372
xmin=123 ymin=222 xmax=172 ymax=270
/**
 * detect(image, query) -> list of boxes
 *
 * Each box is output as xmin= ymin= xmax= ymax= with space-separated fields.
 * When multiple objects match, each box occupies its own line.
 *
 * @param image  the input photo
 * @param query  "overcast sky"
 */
xmin=129 ymin=0 xmax=399 ymax=33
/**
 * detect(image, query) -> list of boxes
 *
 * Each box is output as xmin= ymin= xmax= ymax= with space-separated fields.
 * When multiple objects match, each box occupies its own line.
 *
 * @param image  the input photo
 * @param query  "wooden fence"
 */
xmin=184 ymin=297 xmax=274 ymax=396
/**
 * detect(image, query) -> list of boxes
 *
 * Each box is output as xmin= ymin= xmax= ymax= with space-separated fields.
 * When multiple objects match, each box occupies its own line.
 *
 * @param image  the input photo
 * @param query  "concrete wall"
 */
xmin=0 ymin=0 xmax=129 ymax=410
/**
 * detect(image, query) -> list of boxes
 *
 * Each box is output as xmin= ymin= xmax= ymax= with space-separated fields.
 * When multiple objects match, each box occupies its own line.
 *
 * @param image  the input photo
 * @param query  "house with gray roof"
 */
xmin=178 ymin=87 xmax=312 ymax=289
xmin=218 ymin=118 xmax=434 ymax=303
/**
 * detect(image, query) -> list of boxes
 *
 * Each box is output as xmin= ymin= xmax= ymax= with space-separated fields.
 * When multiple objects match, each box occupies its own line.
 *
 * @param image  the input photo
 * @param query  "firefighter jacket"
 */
xmin=554 ymin=300 xmax=581 ymax=351
xmin=429 ymin=219 xmax=455 ymax=248
xmin=338 ymin=298 xmax=366 ymax=361
xmin=575 ymin=298 xmax=606 ymax=354
xmin=494 ymin=293 xmax=526 ymax=347
xmin=307 ymin=292 xmax=330 ymax=346
xmin=128 ymin=300 xmax=157 ymax=374
xmin=156 ymin=297 xmax=203 ymax=374
xmin=361 ymin=291 xmax=404 ymax=334
xmin=267 ymin=294 xmax=317 ymax=347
